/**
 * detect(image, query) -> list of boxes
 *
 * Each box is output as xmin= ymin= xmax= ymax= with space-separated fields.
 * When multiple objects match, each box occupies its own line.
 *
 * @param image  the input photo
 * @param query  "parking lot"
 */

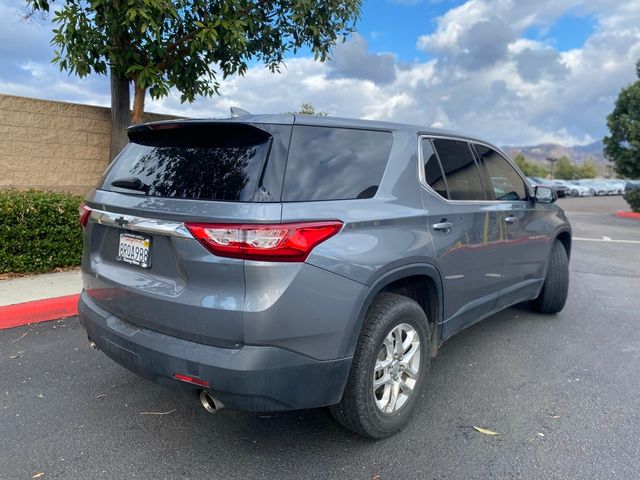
xmin=1 ymin=196 xmax=639 ymax=480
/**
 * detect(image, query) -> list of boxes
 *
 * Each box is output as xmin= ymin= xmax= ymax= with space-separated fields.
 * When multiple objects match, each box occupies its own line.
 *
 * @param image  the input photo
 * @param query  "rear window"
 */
xmin=432 ymin=139 xmax=485 ymax=201
xmin=282 ymin=126 xmax=393 ymax=201
xmin=421 ymin=139 xmax=448 ymax=198
xmin=102 ymin=123 xmax=272 ymax=202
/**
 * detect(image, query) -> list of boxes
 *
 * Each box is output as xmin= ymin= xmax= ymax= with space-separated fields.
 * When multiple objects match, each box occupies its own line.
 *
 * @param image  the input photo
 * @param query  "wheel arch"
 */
xmin=537 ymin=227 xmax=571 ymax=293
xmin=344 ymin=264 xmax=444 ymax=359
xmin=554 ymin=229 xmax=572 ymax=259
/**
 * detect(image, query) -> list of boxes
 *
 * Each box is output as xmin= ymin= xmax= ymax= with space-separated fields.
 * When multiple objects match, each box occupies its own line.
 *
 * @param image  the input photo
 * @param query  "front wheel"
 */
xmin=531 ymin=240 xmax=569 ymax=314
xmin=330 ymin=293 xmax=430 ymax=439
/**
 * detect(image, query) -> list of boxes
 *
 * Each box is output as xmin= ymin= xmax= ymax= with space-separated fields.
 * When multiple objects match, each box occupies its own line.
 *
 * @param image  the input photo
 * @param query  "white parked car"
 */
xmin=555 ymin=180 xmax=591 ymax=197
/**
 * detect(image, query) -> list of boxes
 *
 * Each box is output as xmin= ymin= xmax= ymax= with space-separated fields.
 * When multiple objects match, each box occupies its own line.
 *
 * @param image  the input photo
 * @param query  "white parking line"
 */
xmin=574 ymin=236 xmax=640 ymax=245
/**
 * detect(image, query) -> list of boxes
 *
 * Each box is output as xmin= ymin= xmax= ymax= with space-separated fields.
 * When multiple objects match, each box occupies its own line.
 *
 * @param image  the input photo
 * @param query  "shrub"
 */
xmin=0 ymin=190 xmax=84 ymax=274
xmin=624 ymin=186 xmax=640 ymax=213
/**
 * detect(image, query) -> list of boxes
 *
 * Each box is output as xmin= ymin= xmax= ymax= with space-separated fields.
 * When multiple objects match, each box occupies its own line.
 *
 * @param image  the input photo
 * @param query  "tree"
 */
xmin=578 ymin=158 xmax=599 ymax=179
xmin=513 ymin=153 xmax=549 ymax=178
xmin=296 ymin=102 xmax=327 ymax=116
xmin=604 ymin=60 xmax=640 ymax=178
xmin=286 ymin=102 xmax=327 ymax=116
xmin=555 ymin=157 xmax=578 ymax=180
xmin=27 ymin=0 xmax=362 ymax=160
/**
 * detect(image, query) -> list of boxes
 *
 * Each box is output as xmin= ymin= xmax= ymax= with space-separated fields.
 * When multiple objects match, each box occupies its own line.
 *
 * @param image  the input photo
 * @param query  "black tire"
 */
xmin=330 ymin=293 xmax=430 ymax=439
xmin=531 ymin=240 xmax=569 ymax=314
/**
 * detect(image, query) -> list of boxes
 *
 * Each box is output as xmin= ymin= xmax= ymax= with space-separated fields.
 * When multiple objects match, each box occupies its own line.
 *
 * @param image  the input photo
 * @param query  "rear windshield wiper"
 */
xmin=110 ymin=176 xmax=149 ymax=193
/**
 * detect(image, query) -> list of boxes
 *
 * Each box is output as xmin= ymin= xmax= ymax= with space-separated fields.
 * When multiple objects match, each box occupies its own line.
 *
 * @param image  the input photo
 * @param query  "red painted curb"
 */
xmin=616 ymin=210 xmax=640 ymax=220
xmin=0 ymin=294 xmax=80 ymax=330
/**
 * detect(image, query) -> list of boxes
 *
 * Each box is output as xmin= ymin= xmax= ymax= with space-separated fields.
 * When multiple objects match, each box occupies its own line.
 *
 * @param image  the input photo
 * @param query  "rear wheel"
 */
xmin=330 ymin=293 xmax=430 ymax=439
xmin=531 ymin=240 xmax=569 ymax=314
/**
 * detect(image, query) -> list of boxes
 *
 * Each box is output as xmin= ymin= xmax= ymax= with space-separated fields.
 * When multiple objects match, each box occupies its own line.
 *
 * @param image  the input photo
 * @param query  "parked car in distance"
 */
xmin=78 ymin=115 xmax=571 ymax=439
xmin=529 ymin=177 xmax=567 ymax=197
xmin=592 ymin=180 xmax=618 ymax=195
xmin=625 ymin=180 xmax=640 ymax=191
xmin=607 ymin=180 xmax=626 ymax=195
xmin=553 ymin=180 xmax=591 ymax=197
xmin=592 ymin=180 xmax=619 ymax=195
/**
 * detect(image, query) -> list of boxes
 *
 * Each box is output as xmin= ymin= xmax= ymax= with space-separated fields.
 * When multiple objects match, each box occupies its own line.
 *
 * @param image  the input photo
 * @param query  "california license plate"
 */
xmin=117 ymin=233 xmax=151 ymax=268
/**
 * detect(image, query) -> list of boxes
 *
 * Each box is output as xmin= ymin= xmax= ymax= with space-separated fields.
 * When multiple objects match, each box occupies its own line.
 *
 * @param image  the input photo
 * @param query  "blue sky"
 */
xmin=296 ymin=1 xmax=597 ymax=62
xmin=0 ymin=0 xmax=639 ymax=146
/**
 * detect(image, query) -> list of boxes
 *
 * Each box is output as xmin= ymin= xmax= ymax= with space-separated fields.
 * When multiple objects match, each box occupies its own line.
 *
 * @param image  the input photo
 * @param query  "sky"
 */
xmin=1 ymin=0 xmax=639 ymax=146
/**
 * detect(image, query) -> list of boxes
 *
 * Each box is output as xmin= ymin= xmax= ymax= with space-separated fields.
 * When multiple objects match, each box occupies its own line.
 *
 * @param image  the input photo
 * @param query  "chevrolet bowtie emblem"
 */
xmin=115 ymin=216 xmax=130 ymax=227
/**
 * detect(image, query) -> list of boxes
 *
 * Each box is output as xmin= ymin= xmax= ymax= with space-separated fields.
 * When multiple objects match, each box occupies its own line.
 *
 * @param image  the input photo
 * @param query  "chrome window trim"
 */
xmin=88 ymin=209 xmax=193 ymax=239
xmin=417 ymin=134 xmax=534 ymax=205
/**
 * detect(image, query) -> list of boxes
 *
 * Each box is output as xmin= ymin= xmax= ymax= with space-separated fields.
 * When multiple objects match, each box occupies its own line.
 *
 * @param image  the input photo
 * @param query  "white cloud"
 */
xmin=0 ymin=0 xmax=639 ymax=147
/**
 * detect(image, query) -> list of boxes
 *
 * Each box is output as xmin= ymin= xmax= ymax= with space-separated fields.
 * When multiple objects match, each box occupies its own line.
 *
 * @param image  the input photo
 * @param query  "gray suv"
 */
xmin=78 ymin=115 xmax=571 ymax=438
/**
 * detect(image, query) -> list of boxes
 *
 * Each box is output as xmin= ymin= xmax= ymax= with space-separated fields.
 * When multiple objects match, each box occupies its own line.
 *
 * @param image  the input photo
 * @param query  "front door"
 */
xmin=420 ymin=138 xmax=506 ymax=339
xmin=472 ymin=143 xmax=550 ymax=308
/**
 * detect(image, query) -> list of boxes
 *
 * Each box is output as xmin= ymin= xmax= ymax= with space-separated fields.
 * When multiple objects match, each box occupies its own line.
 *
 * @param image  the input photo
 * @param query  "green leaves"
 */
xmin=554 ymin=157 xmax=599 ymax=180
xmin=623 ymin=188 xmax=640 ymax=213
xmin=513 ymin=154 xmax=549 ymax=178
xmin=604 ymin=64 xmax=640 ymax=179
xmin=27 ymin=0 xmax=362 ymax=104
xmin=0 ymin=191 xmax=84 ymax=274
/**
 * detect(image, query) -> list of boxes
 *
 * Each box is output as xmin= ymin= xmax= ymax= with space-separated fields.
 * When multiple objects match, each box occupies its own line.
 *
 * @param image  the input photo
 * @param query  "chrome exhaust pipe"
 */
xmin=199 ymin=390 xmax=224 ymax=413
xmin=88 ymin=340 xmax=98 ymax=350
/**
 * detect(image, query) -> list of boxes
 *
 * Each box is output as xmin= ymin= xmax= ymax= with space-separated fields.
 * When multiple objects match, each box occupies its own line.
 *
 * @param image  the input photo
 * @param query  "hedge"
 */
xmin=624 ymin=186 xmax=640 ymax=213
xmin=0 ymin=190 xmax=84 ymax=274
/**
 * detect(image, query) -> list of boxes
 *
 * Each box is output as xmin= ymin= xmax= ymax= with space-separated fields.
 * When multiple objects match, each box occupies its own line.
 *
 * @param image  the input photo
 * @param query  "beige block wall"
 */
xmin=0 ymin=94 xmax=178 ymax=195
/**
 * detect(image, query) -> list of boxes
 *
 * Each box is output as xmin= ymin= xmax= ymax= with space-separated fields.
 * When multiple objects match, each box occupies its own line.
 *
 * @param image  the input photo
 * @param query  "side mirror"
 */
xmin=534 ymin=186 xmax=555 ymax=204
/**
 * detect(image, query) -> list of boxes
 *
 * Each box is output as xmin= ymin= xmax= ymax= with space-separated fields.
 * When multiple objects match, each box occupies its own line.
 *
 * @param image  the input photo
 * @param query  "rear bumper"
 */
xmin=78 ymin=292 xmax=352 ymax=412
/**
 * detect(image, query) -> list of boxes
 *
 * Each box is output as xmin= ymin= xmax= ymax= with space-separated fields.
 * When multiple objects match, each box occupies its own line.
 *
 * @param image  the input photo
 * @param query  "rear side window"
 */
xmin=432 ymin=139 xmax=485 ymax=201
xmin=103 ymin=123 xmax=273 ymax=202
xmin=421 ymin=139 xmax=448 ymax=198
xmin=282 ymin=126 xmax=392 ymax=201
xmin=473 ymin=144 xmax=528 ymax=201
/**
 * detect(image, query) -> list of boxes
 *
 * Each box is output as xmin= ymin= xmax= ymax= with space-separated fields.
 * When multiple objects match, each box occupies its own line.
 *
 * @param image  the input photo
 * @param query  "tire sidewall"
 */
xmin=360 ymin=302 xmax=430 ymax=436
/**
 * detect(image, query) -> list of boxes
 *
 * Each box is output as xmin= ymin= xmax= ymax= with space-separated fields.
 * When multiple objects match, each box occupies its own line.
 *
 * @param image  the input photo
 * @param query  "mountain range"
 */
xmin=502 ymin=140 xmax=606 ymax=164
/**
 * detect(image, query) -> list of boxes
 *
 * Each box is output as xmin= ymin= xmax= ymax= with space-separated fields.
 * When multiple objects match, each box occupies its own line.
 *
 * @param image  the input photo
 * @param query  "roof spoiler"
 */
xmin=127 ymin=121 xmax=271 ymax=147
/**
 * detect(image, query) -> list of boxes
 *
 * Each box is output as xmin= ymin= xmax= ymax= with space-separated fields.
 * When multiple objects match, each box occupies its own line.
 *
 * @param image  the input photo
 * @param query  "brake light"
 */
xmin=79 ymin=204 xmax=91 ymax=228
xmin=184 ymin=221 xmax=343 ymax=262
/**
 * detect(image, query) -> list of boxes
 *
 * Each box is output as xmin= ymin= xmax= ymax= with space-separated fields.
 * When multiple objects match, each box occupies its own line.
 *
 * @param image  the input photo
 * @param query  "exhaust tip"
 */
xmin=88 ymin=340 xmax=98 ymax=350
xmin=199 ymin=390 xmax=224 ymax=413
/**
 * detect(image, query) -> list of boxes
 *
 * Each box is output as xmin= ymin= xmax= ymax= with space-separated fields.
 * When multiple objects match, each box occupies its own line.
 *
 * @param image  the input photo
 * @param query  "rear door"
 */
xmin=419 ymin=137 xmax=506 ymax=339
xmin=472 ymin=143 xmax=549 ymax=307
xmin=81 ymin=121 xmax=290 ymax=348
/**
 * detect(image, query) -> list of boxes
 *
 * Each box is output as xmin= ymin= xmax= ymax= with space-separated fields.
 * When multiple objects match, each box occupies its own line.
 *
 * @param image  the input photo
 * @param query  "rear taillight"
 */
xmin=184 ymin=221 xmax=343 ymax=262
xmin=79 ymin=204 xmax=91 ymax=228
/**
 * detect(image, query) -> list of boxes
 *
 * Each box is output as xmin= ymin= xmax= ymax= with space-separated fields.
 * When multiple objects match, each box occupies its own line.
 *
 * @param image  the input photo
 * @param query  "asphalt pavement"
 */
xmin=1 ymin=196 xmax=639 ymax=480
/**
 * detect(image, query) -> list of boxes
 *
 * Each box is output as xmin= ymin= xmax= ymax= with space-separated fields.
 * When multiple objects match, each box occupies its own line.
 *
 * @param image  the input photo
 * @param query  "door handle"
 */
xmin=432 ymin=221 xmax=453 ymax=232
xmin=504 ymin=216 xmax=518 ymax=224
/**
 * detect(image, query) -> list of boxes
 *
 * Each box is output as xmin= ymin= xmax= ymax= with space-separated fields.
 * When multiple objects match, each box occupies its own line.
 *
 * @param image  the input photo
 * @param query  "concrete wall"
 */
xmin=0 ymin=94 xmax=177 ymax=194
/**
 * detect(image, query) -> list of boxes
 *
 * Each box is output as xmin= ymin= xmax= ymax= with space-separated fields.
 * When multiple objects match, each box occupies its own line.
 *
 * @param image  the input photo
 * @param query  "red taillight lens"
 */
xmin=184 ymin=221 xmax=343 ymax=262
xmin=79 ymin=204 xmax=91 ymax=228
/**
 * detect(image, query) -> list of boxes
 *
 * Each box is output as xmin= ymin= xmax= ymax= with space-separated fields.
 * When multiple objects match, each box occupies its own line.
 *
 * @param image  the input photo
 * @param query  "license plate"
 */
xmin=117 ymin=233 xmax=151 ymax=268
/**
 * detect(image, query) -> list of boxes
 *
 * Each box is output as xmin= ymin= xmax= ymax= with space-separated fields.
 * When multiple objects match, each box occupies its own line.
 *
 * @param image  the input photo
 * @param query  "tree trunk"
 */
xmin=132 ymin=84 xmax=146 ymax=124
xmin=109 ymin=69 xmax=131 ymax=161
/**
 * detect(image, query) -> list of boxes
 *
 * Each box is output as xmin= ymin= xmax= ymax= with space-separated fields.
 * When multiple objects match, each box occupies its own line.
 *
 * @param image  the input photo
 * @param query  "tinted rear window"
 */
xmin=432 ymin=139 xmax=485 ymax=201
xmin=421 ymin=139 xmax=448 ymax=198
xmin=282 ymin=126 xmax=392 ymax=201
xmin=102 ymin=123 xmax=272 ymax=202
